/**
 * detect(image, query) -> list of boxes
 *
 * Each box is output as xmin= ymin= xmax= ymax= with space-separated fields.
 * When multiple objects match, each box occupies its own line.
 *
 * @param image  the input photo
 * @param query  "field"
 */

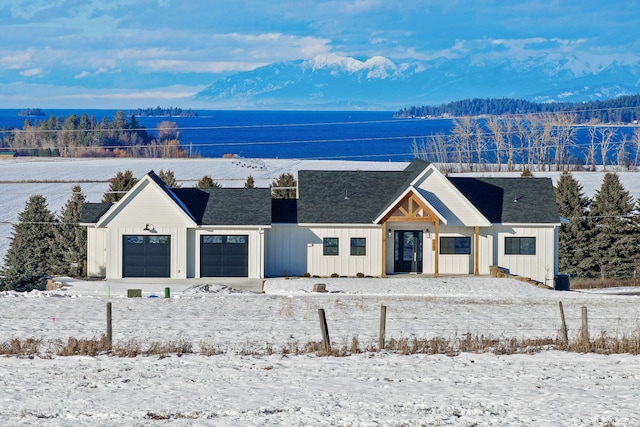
xmin=1 ymin=158 xmax=640 ymax=425
xmin=1 ymin=276 xmax=640 ymax=426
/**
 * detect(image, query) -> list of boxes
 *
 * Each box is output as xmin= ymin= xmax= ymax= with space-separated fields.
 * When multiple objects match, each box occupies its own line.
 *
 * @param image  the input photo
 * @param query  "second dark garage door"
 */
xmin=201 ymin=235 xmax=248 ymax=277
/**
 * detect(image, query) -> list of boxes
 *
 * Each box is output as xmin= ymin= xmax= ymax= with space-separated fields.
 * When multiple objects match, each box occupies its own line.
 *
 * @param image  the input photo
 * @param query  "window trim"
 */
xmin=323 ymin=237 xmax=339 ymax=256
xmin=439 ymin=236 xmax=471 ymax=255
xmin=350 ymin=237 xmax=366 ymax=256
xmin=504 ymin=237 xmax=536 ymax=255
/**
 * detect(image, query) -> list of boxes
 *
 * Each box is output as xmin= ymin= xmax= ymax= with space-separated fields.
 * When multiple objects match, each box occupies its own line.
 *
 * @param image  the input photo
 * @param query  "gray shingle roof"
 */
xmin=80 ymin=203 xmax=112 ymax=223
xmin=448 ymin=177 xmax=559 ymax=224
xmin=296 ymin=170 xmax=415 ymax=223
xmin=172 ymin=187 xmax=272 ymax=225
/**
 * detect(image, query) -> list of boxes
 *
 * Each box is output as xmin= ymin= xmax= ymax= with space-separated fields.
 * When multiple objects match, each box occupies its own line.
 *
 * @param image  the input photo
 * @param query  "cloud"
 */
xmin=1 ymin=49 xmax=34 ymax=69
xmin=20 ymin=68 xmax=44 ymax=77
xmin=140 ymin=60 xmax=268 ymax=73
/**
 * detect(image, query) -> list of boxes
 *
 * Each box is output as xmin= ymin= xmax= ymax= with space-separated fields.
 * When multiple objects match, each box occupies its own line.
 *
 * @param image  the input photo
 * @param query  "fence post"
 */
xmin=558 ymin=301 xmax=568 ymax=344
xmin=581 ymin=306 xmax=589 ymax=350
xmin=106 ymin=302 xmax=112 ymax=350
xmin=318 ymin=308 xmax=331 ymax=352
xmin=379 ymin=305 xmax=387 ymax=350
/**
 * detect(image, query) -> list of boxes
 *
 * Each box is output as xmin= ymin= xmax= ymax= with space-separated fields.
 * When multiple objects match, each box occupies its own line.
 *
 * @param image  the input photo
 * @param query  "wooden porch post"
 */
xmin=434 ymin=221 xmax=439 ymax=277
xmin=474 ymin=226 xmax=480 ymax=276
xmin=381 ymin=222 xmax=387 ymax=277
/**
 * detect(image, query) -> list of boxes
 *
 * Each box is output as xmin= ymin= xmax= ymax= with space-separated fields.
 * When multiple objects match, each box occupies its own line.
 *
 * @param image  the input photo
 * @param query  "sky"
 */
xmin=1 ymin=0 xmax=639 ymax=108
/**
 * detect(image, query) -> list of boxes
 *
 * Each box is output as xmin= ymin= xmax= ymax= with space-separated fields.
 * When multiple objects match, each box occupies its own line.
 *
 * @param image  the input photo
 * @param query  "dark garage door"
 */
xmin=201 ymin=235 xmax=248 ymax=277
xmin=123 ymin=235 xmax=171 ymax=278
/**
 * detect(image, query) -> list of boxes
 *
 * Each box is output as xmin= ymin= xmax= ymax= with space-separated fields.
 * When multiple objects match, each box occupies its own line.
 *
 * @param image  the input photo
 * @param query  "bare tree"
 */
xmin=451 ymin=116 xmax=474 ymax=172
xmin=554 ymin=112 xmax=577 ymax=170
xmin=486 ymin=116 xmax=504 ymax=171
xmin=503 ymin=116 xmax=517 ymax=171
xmin=632 ymin=127 xmax=640 ymax=168
xmin=616 ymin=134 xmax=628 ymax=170
xmin=598 ymin=127 xmax=616 ymax=171
xmin=587 ymin=127 xmax=598 ymax=171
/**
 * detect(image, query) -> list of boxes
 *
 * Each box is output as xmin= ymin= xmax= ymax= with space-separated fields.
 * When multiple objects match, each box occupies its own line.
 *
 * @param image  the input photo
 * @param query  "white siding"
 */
xmin=492 ymin=225 xmax=558 ymax=285
xmin=414 ymin=169 xmax=488 ymax=227
xmin=86 ymin=227 xmax=107 ymax=277
xmin=267 ymin=225 xmax=382 ymax=277
xmin=99 ymin=182 xmax=194 ymax=279
xmin=266 ymin=225 xmax=311 ymax=277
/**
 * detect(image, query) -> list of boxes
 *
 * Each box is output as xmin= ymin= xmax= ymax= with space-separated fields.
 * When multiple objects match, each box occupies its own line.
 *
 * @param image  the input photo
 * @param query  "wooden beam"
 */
xmin=474 ymin=226 xmax=480 ymax=276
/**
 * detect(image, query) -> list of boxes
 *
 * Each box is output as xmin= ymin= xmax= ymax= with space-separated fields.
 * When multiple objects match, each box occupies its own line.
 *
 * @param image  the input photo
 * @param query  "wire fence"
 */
xmin=1 ymin=293 xmax=639 ymax=354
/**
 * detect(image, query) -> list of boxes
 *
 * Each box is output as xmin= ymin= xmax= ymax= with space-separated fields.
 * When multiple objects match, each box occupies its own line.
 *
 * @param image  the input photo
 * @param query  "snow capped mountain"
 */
xmin=195 ymin=54 xmax=640 ymax=109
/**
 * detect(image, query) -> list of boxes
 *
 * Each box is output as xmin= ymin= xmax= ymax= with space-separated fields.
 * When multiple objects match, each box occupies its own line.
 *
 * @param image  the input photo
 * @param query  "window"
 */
xmin=505 ymin=237 xmax=536 ymax=255
xmin=323 ymin=238 xmax=339 ymax=256
xmin=440 ymin=237 xmax=471 ymax=254
xmin=350 ymin=238 xmax=366 ymax=256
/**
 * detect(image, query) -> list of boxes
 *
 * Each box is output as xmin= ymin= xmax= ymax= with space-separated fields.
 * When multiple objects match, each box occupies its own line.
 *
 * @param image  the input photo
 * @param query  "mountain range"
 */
xmin=195 ymin=53 xmax=640 ymax=110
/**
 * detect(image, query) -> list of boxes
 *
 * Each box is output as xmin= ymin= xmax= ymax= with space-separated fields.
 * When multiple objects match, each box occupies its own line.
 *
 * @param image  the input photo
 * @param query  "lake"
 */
xmin=0 ymin=109 xmax=452 ymax=161
xmin=2 ymin=109 xmax=638 ymax=164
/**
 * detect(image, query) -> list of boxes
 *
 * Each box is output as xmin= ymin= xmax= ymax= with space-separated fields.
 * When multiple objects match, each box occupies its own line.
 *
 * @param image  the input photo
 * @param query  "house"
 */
xmin=81 ymin=160 xmax=560 ymax=285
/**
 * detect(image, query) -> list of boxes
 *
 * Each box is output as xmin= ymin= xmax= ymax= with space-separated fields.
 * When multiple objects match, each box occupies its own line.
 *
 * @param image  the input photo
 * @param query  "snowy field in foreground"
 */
xmin=1 ymin=277 xmax=639 ymax=425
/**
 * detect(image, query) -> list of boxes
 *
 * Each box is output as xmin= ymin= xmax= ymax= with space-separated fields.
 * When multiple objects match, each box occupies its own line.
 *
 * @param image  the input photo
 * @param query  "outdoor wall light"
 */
xmin=387 ymin=228 xmax=392 ymax=238
xmin=144 ymin=223 xmax=154 ymax=231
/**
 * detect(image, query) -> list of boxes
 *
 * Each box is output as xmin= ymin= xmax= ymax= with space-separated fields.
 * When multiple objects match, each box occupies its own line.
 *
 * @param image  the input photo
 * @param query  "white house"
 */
xmin=81 ymin=160 xmax=560 ymax=285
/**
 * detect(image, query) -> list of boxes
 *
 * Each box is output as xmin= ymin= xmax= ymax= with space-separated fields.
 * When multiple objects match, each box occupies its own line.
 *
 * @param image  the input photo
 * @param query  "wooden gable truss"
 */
xmin=379 ymin=190 xmax=480 ymax=277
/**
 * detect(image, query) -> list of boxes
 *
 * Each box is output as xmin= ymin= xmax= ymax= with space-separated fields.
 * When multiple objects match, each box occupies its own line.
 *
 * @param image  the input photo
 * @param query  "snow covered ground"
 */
xmin=1 ymin=159 xmax=640 ymax=425
xmin=1 ymin=277 xmax=640 ymax=425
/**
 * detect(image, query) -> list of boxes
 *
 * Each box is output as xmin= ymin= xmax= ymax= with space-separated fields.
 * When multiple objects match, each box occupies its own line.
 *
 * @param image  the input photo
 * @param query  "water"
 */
xmin=2 ymin=109 xmax=637 ymax=164
xmin=0 ymin=109 xmax=452 ymax=161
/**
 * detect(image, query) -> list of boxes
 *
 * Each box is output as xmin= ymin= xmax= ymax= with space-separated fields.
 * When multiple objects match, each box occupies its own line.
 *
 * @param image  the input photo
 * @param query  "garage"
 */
xmin=123 ymin=235 xmax=171 ymax=278
xmin=201 ymin=235 xmax=248 ymax=277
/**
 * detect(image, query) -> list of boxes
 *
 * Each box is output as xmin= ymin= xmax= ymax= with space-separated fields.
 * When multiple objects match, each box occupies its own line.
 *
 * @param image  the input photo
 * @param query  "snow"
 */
xmin=2 ymin=158 xmax=640 ymax=424
xmin=1 ymin=276 xmax=640 ymax=425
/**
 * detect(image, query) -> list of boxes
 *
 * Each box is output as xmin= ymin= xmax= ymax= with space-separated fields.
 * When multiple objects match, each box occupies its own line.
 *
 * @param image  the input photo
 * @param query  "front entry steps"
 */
xmin=489 ymin=265 xmax=547 ymax=288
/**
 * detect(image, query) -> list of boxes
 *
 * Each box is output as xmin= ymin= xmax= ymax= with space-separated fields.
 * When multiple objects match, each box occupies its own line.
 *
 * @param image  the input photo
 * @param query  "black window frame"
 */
xmin=323 ymin=237 xmax=339 ymax=256
xmin=440 ymin=236 xmax=471 ymax=255
xmin=504 ymin=237 xmax=536 ymax=255
xmin=350 ymin=237 xmax=366 ymax=256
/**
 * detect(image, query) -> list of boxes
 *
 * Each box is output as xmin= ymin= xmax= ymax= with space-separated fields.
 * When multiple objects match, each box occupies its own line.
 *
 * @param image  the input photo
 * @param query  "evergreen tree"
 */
xmin=271 ymin=173 xmax=296 ymax=199
xmin=244 ymin=175 xmax=255 ymax=188
xmin=589 ymin=173 xmax=639 ymax=278
xmin=102 ymin=169 xmax=137 ymax=202
xmin=158 ymin=168 xmax=180 ymax=187
xmin=1 ymin=195 xmax=56 ymax=291
xmin=554 ymin=171 xmax=593 ymax=277
xmin=196 ymin=175 xmax=221 ymax=188
xmin=53 ymin=186 xmax=87 ymax=277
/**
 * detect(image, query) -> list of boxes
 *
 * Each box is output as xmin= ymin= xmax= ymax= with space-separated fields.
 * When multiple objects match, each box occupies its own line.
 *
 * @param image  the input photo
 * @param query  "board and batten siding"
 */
xmin=493 ymin=225 xmax=558 ymax=286
xmin=437 ymin=226 xmax=476 ymax=275
xmin=86 ymin=227 xmax=107 ymax=277
xmin=99 ymin=182 xmax=194 ymax=279
xmin=267 ymin=225 xmax=382 ymax=277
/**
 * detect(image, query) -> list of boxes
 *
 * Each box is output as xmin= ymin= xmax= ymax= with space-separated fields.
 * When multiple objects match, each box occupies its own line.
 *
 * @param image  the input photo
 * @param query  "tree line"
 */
xmin=0 ymin=111 xmax=188 ymax=158
xmin=412 ymin=113 xmax=640 ymax=172
xmin=396 ymin=95 xmax=640 ymax=124
xmin=0 ymin=170 xmax=296 ymax=291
